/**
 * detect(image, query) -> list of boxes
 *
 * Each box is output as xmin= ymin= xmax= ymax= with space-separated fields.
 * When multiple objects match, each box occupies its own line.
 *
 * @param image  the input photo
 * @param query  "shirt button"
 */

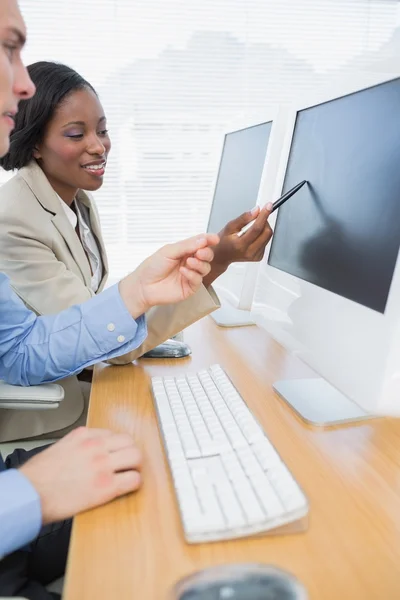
xmin=107 ymin=323 xmax=116 ymax=332
xmin=117 ymin=335 xmax=125 ymax=343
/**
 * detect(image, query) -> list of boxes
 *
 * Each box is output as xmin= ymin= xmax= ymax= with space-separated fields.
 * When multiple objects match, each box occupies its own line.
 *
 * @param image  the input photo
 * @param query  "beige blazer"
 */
xmin=0 ymin=161 xmax=219 ymax=441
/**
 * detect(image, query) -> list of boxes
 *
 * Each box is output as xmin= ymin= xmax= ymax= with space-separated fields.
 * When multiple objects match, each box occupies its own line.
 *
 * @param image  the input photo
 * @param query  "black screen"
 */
xmin=207 ymin=122 xmax=272 ymax=234
xmin=268 ymin=78 xmax=400 ymax=314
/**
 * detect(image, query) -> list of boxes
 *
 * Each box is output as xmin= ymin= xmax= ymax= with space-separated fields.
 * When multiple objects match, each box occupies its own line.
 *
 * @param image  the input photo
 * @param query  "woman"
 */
xmin=0 ymin=61 xmax=273 ymax=441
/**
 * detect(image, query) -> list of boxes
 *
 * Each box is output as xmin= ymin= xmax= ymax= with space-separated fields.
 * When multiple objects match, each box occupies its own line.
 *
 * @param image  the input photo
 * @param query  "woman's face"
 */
xmin=35 ymin=87 xmax=111 ymax=203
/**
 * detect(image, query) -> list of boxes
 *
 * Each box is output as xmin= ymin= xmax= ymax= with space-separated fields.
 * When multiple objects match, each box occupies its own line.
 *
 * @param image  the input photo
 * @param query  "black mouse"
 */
xmin=142 ymin=338 xmax=191 ymax=359
xmin=172 ymin=564 xmax=307 ymax=600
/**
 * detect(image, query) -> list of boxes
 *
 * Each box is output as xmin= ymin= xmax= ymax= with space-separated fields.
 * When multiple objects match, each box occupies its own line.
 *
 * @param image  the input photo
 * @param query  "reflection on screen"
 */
xmin=207 ymin=122 xmax=272 ymax=234
xmin=268 ymin=78 xmax=400 ymax=314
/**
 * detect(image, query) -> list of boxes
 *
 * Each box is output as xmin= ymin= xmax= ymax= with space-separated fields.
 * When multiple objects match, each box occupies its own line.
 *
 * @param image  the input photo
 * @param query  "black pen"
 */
xmin=272 ymin=179 xmax=307 ymax=212
xmin=237 ymin=179 xmax=307 ymax=236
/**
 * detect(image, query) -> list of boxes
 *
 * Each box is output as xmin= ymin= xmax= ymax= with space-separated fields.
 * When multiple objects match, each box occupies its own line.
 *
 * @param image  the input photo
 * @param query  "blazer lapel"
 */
xmin=77 ymin=190 xmax=110 ymax=289
xmin=19 ymin=162 xmax=92 ymax=287
xmin=51 ymin=213 xmax=92 ymax=286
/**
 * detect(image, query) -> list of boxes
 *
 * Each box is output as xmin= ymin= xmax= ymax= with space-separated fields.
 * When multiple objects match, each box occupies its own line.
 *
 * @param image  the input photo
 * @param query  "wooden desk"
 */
xmin=64 ymin=318 xmax=400 ymax=600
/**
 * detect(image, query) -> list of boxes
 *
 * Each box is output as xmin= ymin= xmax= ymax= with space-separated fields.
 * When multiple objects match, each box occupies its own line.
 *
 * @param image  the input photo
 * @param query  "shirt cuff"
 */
xmin=80 ymin=283 xmax=147 ymax=355
xmin=0 ymin=469 xmax=42 ymax=557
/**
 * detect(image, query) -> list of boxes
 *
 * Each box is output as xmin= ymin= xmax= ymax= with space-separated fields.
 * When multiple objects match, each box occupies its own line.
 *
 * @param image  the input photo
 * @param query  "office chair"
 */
xmin=0 ymin=380 xmax=64 ymax=456
xmin=0 ymin=380 xmax=64 ymax=410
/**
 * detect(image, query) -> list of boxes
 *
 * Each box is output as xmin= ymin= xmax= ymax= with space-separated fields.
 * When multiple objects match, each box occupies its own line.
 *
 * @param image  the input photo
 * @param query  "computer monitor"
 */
xmin=207 ymin=113 xmax=285 ymax=327
xmin=251 ymin=71 xmax=400 ymax=424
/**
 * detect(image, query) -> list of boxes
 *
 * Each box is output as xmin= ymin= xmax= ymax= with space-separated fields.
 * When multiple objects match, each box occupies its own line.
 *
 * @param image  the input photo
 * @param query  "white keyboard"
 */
xmin=151 ymin=364 xmax=308 ymax=543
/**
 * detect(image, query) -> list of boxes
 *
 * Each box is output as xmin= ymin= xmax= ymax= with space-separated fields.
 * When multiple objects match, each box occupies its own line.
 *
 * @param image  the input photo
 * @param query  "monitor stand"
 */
xmin=273 ymin=378 xmax=376 ymax=426
xmin=210 ymin=304 xmax=256 ymax=328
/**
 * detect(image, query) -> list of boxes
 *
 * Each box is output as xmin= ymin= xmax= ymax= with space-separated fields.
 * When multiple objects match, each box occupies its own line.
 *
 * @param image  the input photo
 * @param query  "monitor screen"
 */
xmin=207 ymin=121 xmax=272 ymax=234
xmin=268 ymin=78 xmax=400 ymax=314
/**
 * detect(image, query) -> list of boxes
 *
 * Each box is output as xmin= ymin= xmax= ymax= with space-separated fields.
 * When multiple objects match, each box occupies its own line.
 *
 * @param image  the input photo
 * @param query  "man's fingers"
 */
xmin=193 ymin=246 xmax=214 ymax=262
xmin=165 ymin=233 xmax=219 ymax=260
xmin=179 ymin=266 xmax=202 ymax=289
xmin=185 ymin=256 xmax=212 ymax=276
xmin=65 ymin=427 xmax=113 ymax=450
xmin=110 ymin=446 xmax=142 ymax=473
xmin=113 ymin=470 xmax=142 ymax=498
xmin=104 ymin=432 xmax=137 ymax=453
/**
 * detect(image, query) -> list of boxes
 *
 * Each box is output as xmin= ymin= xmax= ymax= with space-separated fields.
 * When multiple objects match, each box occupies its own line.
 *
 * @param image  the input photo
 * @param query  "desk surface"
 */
xmin=64 ymin=318 xmax=400 ymax=600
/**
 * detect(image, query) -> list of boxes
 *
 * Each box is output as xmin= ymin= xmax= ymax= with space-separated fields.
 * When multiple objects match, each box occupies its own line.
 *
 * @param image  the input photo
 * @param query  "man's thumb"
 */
xmin=164 ymin=233 xmax=219 ymax=259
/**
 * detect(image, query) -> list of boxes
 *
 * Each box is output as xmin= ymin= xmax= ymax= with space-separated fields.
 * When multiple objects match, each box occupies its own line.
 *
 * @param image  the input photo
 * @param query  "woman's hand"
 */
xmin=203 ymin=204 xmax=273 ymax=287
xmin=119 ymin=233 xmax=219 ymax=317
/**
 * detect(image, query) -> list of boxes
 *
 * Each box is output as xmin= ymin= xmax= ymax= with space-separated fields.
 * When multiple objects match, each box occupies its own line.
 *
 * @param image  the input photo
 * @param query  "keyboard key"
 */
xmin=268 ymin=466 xmax=307 ymax=512
xmin=253 ymin=439 xmax=282 ymax=469
xmin=207 ymin=457 xmax=247 ymax=529
xmin=190 ymin=462 xmax=226 ymax=532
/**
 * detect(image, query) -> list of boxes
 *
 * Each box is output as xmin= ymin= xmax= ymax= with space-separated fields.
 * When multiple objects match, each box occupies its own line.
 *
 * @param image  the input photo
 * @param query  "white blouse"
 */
xmin=59 ymin=195 xmax=103 ymax=293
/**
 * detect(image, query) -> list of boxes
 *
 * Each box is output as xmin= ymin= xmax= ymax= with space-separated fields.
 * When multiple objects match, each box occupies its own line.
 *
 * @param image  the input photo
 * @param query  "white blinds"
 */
xmin=4 ymin=0 xmax=399 ymax=279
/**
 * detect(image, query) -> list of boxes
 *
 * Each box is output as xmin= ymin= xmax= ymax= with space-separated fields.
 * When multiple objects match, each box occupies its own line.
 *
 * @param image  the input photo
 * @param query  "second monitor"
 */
xmin=207 ymin=115 xmax=283 ymax=327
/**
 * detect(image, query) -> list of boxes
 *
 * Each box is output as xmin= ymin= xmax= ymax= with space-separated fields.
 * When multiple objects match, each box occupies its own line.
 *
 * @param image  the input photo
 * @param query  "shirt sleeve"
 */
xmin=0 ymin=469 xmax=42 ymax=558
xmin=0 ymin=274 xmax=147 ymax=386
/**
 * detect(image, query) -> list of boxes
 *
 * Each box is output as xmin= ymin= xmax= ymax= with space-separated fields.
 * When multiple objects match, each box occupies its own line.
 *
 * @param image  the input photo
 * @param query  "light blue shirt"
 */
xmin=0 ymin=272 xmax=148 ymax=557
xmin=0 ymin=470 xmax=42 ymax=557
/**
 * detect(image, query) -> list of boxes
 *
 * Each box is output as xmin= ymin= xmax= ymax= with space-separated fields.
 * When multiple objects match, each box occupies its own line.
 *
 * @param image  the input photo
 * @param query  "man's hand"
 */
xmin=20 ymin=427 xmax=142 ymax=524
xmin=119 ymin=233 xmax=219 ymax=318
xmin=203 ymin=204 xmax=273 ymax=287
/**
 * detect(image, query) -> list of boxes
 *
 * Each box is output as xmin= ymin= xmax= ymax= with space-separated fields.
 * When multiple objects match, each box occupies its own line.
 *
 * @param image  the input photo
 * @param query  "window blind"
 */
xmin=3 ymin=0 xmax=398 ymax=279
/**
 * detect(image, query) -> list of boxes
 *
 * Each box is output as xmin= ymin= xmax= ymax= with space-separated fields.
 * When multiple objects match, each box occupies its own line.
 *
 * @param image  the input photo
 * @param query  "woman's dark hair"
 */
xmin=0 ymin=61 xmax=97 ymax=171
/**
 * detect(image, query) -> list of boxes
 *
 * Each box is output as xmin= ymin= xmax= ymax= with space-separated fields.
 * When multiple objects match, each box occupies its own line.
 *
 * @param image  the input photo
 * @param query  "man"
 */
xmin=0 ymin=0 xmax=219 ymax=597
